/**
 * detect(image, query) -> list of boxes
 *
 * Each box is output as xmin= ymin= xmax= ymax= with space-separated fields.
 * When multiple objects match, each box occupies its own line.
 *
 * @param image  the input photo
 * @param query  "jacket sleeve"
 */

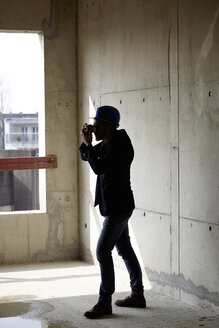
xmin=79 ymin=142 xmax=103 ymax=173
xmin=80 ymin=141 xmax=133 ymax=175
xmin=79 ymin=142 xmax=90 ymax=161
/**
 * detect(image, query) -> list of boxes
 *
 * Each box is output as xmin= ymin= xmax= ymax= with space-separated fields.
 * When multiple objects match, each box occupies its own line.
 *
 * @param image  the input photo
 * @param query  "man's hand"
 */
xmin=81 ymin=124 xmax=92 ymax=146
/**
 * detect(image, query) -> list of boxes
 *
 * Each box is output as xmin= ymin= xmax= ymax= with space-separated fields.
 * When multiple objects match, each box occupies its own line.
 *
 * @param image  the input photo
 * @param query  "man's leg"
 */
xmin=96 ymin=212 xmax=132 ymax=305
xmin=84 ymin=211 xmax=132 ymax=318
xmin=115 ymin=224 xmax=146 ymax=308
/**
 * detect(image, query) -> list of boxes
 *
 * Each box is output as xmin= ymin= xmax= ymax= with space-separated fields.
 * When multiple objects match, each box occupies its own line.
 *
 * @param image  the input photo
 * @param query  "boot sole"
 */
xmin=115 ymin=302 xmax=146 ymax=308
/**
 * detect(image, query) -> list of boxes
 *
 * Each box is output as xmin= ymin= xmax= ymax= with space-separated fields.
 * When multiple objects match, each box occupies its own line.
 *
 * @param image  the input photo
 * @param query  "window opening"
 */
xmin=0 ymin=32 xmax=46 ymax=213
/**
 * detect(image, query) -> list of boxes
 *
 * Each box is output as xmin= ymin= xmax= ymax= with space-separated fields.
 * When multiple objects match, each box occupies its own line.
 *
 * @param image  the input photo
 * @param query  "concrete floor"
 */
xmin=0 ymin=261 xmax=218 ymax=328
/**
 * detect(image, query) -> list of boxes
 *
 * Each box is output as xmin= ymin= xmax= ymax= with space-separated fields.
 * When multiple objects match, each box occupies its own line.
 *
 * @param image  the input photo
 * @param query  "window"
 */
xmin=32 ymin=127 xmax=38 ymax=142
xmin=0 ymin=32 xmax=46 ymax=213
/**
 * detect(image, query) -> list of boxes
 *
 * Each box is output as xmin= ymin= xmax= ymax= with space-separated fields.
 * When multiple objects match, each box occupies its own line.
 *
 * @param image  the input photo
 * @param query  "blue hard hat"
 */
xmin=93 ymin=106 xmax=120 ymax=126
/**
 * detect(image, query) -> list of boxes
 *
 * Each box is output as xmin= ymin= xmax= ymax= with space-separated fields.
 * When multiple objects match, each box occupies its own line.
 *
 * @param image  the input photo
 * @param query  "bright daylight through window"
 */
xmin=0 ymin=32 xmax=46 ymax=213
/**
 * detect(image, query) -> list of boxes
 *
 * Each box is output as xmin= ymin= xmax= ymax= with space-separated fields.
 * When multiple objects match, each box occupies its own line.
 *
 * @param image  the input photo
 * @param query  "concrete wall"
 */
xmin=0 ymin=0 xmax=79 ymax=263
xmin=78 ymin=0 xmax=219 ymax=311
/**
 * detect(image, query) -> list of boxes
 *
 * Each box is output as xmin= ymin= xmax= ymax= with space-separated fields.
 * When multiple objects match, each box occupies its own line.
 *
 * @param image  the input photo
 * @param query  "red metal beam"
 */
xmin=0 ymin=156 xmax=58 ymax=171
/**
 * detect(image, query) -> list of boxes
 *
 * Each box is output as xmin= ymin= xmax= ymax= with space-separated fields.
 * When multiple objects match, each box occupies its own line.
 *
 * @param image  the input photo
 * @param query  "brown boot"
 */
xmin=115 ymin=293 xmax=146 ymax=308
xmin=84 ymin=303 xmax=112 ymax=319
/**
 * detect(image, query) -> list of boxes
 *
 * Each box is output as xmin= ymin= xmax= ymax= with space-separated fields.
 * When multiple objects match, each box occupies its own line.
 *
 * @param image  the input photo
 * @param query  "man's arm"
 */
xmin=79 ymin=142 xmax=90 ymax=161
xmin=85 ymin=141 xmax=132 ymax=175
xmin=79 ymin=142 xmax=103 ymax=173
xmin=79 ymin=125 xmax=93 ymax=161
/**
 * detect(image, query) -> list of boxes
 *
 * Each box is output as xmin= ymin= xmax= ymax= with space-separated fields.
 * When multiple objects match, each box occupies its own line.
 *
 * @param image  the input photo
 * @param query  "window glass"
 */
xmin=0 ymin=32 xmax=45 ymax=212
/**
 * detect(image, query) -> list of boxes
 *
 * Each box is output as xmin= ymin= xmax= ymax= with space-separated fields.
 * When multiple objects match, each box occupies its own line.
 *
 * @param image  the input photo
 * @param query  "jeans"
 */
xmin=96 ymin=210 xmax=144 ymax=305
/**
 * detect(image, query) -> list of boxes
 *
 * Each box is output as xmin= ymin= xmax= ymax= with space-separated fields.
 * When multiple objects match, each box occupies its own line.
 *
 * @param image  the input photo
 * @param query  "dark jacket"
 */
xmin=79 ymin=129 xmax=135 ymax=216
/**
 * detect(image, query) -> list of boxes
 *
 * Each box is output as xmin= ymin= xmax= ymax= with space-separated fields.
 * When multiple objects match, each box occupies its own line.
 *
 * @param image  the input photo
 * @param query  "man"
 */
xmin=79 ymin=105 xmax=146 ymax=319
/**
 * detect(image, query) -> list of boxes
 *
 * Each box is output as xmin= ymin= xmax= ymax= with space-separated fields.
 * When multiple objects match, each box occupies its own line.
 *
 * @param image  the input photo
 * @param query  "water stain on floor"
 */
xmin=0 ymin=317 xmax=74 ymax=328
xmin=0 ymin=295 xmax=37 ymax=304
xmin=0 ymin=318 xmax=74 ymax=328
xmin=0 ymin=301 xmax=31 ymax=318
xmin=0 ymin=316 xmax=44 ymax=328
xmin=0 ymin=301 xmax=72 ymax=328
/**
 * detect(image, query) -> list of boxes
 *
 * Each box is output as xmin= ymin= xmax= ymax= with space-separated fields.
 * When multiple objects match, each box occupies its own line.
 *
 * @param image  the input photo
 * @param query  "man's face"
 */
xmin=93 ymin=119 xmax=107 ymax=141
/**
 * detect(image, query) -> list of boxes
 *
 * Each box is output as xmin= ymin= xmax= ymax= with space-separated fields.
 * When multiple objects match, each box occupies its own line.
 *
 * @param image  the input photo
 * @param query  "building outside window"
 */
xmin=3 ymin=113 xmax=38 ymax=150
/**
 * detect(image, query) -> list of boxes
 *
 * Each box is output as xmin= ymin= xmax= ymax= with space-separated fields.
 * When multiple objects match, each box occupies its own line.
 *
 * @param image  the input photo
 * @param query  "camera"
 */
xmin=82 ymin=123 xmax=96 ymax=134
